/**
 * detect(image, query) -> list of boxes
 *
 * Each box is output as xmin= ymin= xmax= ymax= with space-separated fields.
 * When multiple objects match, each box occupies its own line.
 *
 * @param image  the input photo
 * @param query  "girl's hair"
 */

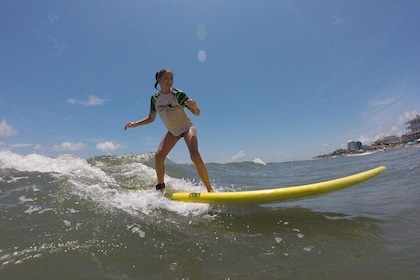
xmin=154 ymin=68 xmax=173 ymax=89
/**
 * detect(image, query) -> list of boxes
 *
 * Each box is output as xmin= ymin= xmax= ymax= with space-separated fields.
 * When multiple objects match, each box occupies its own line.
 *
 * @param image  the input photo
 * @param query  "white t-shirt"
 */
xmin=150 ymin=88 xmax=193 ymax=137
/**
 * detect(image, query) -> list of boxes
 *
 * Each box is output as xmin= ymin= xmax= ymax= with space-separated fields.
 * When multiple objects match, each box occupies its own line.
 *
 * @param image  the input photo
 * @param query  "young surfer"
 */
xmin=124 ymin=68 xmax=214 ymax=193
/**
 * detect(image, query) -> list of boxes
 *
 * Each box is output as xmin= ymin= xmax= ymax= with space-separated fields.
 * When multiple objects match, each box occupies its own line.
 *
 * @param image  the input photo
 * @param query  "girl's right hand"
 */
xmin=124 ymin=122 xmax=134 ymax=130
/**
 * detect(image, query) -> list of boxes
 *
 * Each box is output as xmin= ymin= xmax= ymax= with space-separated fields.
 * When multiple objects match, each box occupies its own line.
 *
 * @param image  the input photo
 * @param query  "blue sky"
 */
xmin=1 ymin=0 xmax=420 ymax=163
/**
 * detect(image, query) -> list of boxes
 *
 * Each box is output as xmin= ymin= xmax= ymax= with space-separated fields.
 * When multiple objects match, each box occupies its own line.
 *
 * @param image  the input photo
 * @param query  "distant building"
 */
xmin=347 ymin=141 xmax=362 ymax=152
xmin=403 ymin=114 xmax=420 ymax=142
xmin=382 ymin=135 xmax=400 ymax=145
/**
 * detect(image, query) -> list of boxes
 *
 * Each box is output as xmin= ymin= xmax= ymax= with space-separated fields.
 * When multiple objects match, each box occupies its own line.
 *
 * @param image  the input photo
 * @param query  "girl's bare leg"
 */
xmin=155 ymin=132 xmax=179 ymax=188
xmin=184 ymin=128 xmax=214 ymax=192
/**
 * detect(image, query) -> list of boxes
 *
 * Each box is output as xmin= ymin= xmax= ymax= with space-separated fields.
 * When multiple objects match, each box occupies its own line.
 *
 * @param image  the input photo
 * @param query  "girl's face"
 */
xmin=158 ymin=72 xmax=173 ymax=91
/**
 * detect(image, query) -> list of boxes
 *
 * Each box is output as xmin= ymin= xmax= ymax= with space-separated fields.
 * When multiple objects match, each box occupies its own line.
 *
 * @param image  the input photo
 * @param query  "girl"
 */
xmin=124 ymin=68 xmax=214 ymax=193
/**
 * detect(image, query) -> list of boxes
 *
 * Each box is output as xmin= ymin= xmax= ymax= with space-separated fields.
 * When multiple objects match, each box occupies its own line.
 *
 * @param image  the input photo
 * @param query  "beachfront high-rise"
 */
xmin=404 ymin=114 xmax=420 ymax=142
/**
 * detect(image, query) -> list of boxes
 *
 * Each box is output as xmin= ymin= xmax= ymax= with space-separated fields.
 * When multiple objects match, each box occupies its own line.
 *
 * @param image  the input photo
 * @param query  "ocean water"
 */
xmin=0 ymin=147 xmax=419 ymax=279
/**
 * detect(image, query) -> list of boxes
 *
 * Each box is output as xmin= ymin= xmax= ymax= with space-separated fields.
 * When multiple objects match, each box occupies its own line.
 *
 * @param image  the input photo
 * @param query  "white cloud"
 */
xmin=47 ymin=11 xmax=59 ymax=25
xmin=358 ymin=135 xmax=372 ymax=144
xmin=231 ymin=150 xmax=246 ymax=161
xmin=52 ymin=142 xmax=86 ymax=151
xmin=398 ymin=110 xmax=419 ymax=125
xmin=67 ymin=95 xmax=108 ymax=106
xmin=67 ymin=98 xmax=77 ymax=105
xmin=368 ymin=97 xmax=396 ymax=107
xmin=47 ymin=35 xmax=66 ymax=57
xmin=34 ymin=144 xmax=44 ymax=151
xmin=356 ymin=110 xmax=419 ymax=145
xmin=331 ymin=15 xmax=343 ymax=25
xmin=0 ymin=119 xmax=17 ymax=137
xmin=96 ymin=141 xmax=121 ymax=153
xmin=358 ymin=134 xmax=384 ymax=144
xmin=10 ymin=143 xmax=33 ymax=149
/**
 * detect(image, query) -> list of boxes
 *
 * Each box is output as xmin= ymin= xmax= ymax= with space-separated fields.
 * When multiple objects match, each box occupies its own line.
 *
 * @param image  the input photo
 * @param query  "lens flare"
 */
xmin=196 ymin=24 xmax=207 ymax=41
xmin=198 ymin=50 xmax=206 ymax=62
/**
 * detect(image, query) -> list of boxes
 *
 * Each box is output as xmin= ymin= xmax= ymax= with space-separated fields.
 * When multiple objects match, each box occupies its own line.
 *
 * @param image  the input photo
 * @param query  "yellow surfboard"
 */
xmin=164 ymin=166 xmax=386 ymax=204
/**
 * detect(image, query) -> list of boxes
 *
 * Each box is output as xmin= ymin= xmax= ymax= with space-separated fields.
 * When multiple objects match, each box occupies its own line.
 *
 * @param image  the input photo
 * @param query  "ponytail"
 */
xmin=154 ymin=68 xmax=172 ymax=90
xmin=154 ymin=72 xmax=159 ymax=89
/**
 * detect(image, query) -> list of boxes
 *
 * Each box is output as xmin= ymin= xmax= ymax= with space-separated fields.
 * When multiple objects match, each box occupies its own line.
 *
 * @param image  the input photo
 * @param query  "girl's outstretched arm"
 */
xmin=125 ymin=112 xmax=156 ymax=130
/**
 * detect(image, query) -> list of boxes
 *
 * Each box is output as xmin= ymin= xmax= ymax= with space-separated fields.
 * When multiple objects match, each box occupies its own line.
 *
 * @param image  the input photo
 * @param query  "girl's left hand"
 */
xmin=185 ymin=99 xmax=197 ymax=108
